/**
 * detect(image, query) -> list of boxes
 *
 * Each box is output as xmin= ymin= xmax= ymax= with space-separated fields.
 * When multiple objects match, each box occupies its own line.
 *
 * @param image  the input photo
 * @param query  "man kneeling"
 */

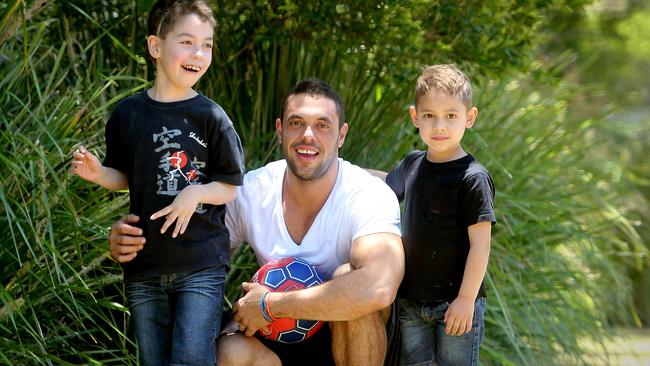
xmin=110 ymin=78 xmax=404 ymax=366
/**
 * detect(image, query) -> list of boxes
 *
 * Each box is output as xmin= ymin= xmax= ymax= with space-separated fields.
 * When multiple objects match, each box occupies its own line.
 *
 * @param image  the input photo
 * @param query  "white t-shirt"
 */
xmin=226 ymin=159 xmax=401 ymax=278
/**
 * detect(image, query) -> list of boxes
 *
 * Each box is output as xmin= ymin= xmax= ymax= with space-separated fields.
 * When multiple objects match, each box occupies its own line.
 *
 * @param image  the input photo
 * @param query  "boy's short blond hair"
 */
xmin=414 ymin=64 xmax=473 ymax=108
xmin=147 ymin=0 xmax=216 ymax=39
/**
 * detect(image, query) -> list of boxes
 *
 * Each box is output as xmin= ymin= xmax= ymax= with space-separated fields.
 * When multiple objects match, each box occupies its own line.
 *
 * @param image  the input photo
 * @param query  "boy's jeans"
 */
xmin=125 ymin=265 xmax=226 ymax=366
xmin=400 ymin=297 xmax=486 ymax=366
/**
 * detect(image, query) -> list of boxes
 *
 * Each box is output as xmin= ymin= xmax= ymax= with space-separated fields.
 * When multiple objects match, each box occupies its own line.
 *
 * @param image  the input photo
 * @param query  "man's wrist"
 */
xmin=260 ymin=291 xmax=276 ymax=322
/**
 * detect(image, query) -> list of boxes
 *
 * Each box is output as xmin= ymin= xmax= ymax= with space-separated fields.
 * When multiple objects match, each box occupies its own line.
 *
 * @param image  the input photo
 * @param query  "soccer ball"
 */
xmin=251 ymin=257 xmax=326 ymax=343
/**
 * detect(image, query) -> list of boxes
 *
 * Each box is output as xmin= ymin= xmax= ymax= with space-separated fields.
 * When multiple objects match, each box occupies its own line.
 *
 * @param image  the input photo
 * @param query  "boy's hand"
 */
xmin=71 ymin=145 xmax=103 ymax=182
xmin=150 ymin=185 xmax=202 ymax=238
xmin=444 ymin=296 xmax=475 ymax=336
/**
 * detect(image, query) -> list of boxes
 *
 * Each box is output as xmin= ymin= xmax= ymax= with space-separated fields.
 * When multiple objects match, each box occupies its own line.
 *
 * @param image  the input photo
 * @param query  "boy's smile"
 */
xmin=148 ymin=13 xmax=214 ymax=101
xmin=411 ymin=92 xmax=478 ymax=163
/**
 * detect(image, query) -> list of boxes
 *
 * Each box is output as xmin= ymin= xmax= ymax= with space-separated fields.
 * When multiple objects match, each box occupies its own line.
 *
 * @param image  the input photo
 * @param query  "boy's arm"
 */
xmin=444 ymin=221 xmax=492 ymax=336
xmin=150 ymin=181 xmax=237 ymax=238
xmin=71 ymin=145 xmax=128 ymax=191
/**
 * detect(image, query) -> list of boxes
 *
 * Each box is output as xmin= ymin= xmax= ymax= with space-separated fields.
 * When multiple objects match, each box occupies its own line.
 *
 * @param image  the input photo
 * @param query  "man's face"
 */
xmin=276 ymin=94 xmax=348 ymax=181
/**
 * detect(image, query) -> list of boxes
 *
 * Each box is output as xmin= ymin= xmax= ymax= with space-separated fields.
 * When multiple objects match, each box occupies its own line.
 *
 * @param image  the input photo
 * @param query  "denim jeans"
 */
xmin=125 ymin=265 xmax=226 ymax=366
xmin=400 ymin=297 xmax=486 ymax=366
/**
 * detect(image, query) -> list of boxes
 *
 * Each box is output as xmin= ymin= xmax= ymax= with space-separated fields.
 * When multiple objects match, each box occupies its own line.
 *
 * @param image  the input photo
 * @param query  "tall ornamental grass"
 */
xmin=0 ymin=2 xmax=645 ymax=365
xmin=0 ymin=15 xmax=146 ymax=365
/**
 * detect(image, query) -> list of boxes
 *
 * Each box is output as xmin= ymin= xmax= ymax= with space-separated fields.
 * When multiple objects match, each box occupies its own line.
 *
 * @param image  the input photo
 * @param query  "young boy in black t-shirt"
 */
xmin=381 ymin=64 xmax=495 ymax=365
xmin=71 ymin=1 xmax=244 ymax=364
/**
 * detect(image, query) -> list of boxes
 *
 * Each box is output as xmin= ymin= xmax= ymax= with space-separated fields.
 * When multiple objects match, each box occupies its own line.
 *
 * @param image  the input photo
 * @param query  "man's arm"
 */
xmin=109 ymin=214 xmax=146 ymax=262
xmin=234 ymin=232 xmax=404 ymax=335
xmin=364 ymin=169 xmax=387 ymax=181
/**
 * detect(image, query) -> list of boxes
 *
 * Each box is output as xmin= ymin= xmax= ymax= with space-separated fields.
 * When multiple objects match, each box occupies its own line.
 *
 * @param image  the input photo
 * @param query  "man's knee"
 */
xmin=217 ymin=334 xmax=281 ymax=366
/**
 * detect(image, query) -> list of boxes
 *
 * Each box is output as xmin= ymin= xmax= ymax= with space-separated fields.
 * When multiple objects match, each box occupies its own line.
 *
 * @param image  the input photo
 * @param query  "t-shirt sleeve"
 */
xmin=225 ymin=192 xmax=244 ymax=250
xmin=386 ymin=158 xmax=408 ymax=202
xmin=207 ymin=116 xmax=245 ymax=186
xmin=462 ymin=170 xmax=496 ymax=226
xmin=102 ymin=107 xmax=128 ymax=174
xmin=350 ymin=181 xmax=402 ymax=240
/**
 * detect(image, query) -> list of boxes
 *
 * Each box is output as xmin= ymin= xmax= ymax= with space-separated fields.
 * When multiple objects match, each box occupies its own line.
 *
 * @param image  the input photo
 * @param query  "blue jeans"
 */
xmin=125 ymin=265 xmax=226 ymax=366
xmin=400 ymin=297 xmax=486 ymax=366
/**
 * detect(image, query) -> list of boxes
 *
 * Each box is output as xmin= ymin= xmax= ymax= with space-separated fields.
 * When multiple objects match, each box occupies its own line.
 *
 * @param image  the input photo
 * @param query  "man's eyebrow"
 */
xmin=286 ymin=114 xmax=333 ymax=123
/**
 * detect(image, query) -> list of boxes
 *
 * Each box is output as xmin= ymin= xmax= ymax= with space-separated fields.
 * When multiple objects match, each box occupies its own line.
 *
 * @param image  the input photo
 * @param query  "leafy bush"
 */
xmin=0 ymin=0 xmax=644 ymax=364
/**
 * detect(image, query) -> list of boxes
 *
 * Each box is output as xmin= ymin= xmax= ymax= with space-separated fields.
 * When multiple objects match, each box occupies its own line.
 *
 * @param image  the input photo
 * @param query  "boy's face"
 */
xmin=411 ymin=91 xmax=478 ymax=162
xmin=148 ymin=13 xmax=213 ymax=92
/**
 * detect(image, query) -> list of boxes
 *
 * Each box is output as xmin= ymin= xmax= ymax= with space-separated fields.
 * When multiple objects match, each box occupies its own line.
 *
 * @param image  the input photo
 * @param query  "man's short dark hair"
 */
xmin=147 ymin=0 xmax=216 ymax=39
xmin=281 ymin=78 xmax=346 ymax=127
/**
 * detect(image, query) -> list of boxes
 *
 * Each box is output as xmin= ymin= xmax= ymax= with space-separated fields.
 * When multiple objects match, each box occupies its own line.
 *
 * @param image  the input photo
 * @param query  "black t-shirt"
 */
xmin=386 ymin=151 xmax=496 ymax=302
xmin=103 ymin=91 xmax=245 ymax=279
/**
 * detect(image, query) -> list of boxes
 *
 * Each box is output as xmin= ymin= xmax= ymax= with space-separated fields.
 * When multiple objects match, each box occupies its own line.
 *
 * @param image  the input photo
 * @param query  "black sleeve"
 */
xmin=386 ymin=151 xmax=422 ymax=202
xmin=462 ymin=171 xmax=496 ymax=226
xmin=102 ymin=107 xmax=128 ymax=174
xmin=207 ymin=119 xmax=245 ymax=186
xmin=386 ymin=161 xmax=406 ymax=202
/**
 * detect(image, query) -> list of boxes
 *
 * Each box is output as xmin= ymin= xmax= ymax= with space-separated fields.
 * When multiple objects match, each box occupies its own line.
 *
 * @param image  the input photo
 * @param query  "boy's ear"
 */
xmin=409 ymin=106 xmax=419 ymax=128
xmin=147 ymin=35 xmax=161 ymax=59
xmin=465 ymin=107 xmax=478 ymax=129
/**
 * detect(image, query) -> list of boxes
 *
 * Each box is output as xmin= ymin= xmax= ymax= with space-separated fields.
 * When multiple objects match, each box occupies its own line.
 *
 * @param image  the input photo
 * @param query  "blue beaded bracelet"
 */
xmin=260 ymin=292 xmax=274 ymax=322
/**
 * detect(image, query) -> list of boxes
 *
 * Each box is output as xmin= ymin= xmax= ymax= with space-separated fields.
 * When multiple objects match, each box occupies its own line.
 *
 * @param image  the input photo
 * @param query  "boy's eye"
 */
xmin=180 ymin=40 xmax=192 ymax=45
xmin=446 ymin=113 xmax=457 ymax=119
xmin=288 ymin=120 xmax=302 ymax=127
xmin=423 ymin=113 xmax=434 ymax=119
xmin=204 ymin=43 xmax=213 ymax=49
xmin=318 ymin=123 xmax=329 ymax=129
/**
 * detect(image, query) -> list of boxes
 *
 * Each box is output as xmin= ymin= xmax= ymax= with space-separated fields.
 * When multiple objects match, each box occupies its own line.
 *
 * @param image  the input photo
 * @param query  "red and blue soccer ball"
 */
xmin=251 ymin=257 xmax=326 ymax=343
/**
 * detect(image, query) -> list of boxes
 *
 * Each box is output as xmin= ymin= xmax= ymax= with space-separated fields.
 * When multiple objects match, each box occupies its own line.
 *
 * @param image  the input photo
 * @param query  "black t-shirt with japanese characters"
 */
xmin=103 ymin=91 xmax=244 ymax=279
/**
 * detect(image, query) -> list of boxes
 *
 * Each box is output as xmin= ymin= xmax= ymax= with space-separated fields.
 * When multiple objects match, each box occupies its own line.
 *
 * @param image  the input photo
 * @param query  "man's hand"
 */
xmin=109 ymin=214 xmax=146 ymax=263
xmin=233 ymin=282 xmax=271 ymax=337
xmin=444 ymin=295 xmax=474 ymax=336
xmin=71 ymin=145 xmax=103 ymax=183
xmin=150 ymin=185 xmax=202 ymax=238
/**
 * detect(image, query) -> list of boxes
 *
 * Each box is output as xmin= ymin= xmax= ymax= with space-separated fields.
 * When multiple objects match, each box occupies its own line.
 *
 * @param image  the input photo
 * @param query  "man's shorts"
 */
xmin=220 ymin=300 xmax=401 ymax=366
xmin=257 ymin=325 xmax=335 ymax=366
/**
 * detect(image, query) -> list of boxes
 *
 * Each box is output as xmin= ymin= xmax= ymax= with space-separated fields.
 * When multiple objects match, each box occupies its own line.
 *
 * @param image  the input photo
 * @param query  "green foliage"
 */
xmin=539 ymin=0 xmax=650 ymax=325
xmin=0 ymin=0 xmax=644 ymax=364
xmin=467 ymin=75 xmax=644 ymax=364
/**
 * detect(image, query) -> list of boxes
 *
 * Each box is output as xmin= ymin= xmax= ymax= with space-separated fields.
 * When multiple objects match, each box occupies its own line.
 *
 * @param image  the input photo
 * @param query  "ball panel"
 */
xmin=263 ymin=268 xmax=287 ymax=289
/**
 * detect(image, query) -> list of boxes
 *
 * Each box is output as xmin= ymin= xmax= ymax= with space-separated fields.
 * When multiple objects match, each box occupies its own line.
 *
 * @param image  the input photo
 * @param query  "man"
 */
xmin=109 ymin=78 xmax=405 ymax=366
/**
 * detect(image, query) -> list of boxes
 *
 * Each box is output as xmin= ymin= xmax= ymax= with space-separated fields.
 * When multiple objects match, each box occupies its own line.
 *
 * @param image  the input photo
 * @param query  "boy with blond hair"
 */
xmin=71 ymin=0 xmax=245 ymax=364
xmin=384 ymin=64 xmax=496 ymax=365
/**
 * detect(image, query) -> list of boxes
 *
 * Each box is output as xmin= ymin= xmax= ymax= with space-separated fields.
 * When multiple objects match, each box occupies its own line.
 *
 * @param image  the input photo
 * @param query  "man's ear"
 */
xmin=337 ymin=122 xmax=349 ymax=148
xmin=147 ymin=35 xmax=161 ymax=59
xmin=466 ymin=107 xmax=478 ymax=129
xmin=275 ymin=118 xmax=283 ymax=144
xmin=409 ymin=106 xmax=419 ymax=128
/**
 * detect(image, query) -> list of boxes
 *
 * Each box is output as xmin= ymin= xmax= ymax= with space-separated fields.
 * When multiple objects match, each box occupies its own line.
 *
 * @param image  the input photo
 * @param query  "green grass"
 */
xmin=0 ymin=2 xmax=647 ymax=365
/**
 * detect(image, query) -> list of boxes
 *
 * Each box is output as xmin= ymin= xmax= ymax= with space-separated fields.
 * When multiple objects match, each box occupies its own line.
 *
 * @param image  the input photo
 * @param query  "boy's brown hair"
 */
xmin=414 ymin=64 xmax=473 ymax=108
xmin=147 ymin=0 xmax=216 ymax=39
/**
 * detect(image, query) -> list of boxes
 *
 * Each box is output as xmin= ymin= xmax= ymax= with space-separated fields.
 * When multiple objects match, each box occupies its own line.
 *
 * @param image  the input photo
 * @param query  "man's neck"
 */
xmin=283 ymin=159 xmax=338 ymax=204
xmin=281 ymin=159 xmax=339 ymax=244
